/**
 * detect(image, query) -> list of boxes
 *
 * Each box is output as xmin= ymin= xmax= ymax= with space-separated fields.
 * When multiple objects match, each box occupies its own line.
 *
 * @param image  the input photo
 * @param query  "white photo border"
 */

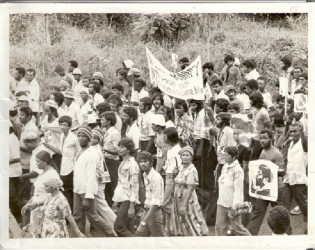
xmin=0 ymin=2 xmax=314 ymax=249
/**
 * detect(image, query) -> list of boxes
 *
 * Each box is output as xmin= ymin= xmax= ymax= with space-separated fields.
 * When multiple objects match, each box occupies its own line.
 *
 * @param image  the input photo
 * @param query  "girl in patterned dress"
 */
xmin=170 ymin=146 xmax=209 ymax=236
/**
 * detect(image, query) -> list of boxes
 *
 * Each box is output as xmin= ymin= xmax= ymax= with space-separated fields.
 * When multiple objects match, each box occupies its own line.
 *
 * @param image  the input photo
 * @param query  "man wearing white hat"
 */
xmin=61 ymin=89 xmax=83 ymax=131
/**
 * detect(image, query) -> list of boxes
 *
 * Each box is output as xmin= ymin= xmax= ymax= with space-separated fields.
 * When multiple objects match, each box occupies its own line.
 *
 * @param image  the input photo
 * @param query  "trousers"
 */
xmin=215 ymin=205 xmax=251 ymax=236
xmin=114 ymin=200 xmax=138 ymax=237
xmin=140 ymin=207 xmax=165 ymax=237
xmin=283 ymin=183 xmax=307 ymax=221
xmin=73 ymin=193 xmax=111 ymax=236
xmin=247 ymin=187 xmax=284 ymax=235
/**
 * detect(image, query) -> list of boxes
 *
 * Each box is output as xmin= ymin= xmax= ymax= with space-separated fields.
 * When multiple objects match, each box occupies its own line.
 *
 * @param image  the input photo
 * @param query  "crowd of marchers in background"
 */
xmin=8 ymin=53 xmax=308 ymax=238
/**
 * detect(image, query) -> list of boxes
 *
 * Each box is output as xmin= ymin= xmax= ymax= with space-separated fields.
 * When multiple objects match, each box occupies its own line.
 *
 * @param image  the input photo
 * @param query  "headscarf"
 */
xmin=43 ymin=178 xmax=64 ymax=191
xmin=179 ymin=146 xmax=194 ymax=157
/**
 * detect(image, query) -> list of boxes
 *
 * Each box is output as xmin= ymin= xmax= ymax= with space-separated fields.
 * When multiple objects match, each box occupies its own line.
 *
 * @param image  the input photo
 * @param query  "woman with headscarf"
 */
xmin=170 ymin=146 xmax=208 ymax=236
xmin=24 ymin=177 xmax=85 ymax=238
xmin=21 ymin=150 xmax=60 ymax=232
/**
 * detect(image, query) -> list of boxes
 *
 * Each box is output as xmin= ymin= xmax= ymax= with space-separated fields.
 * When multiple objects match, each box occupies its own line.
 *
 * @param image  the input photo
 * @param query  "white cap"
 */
xmin=152 ymin=114 xmax=166 ymax=127
xmin=73 ymin=68 xmax=82 ymax=75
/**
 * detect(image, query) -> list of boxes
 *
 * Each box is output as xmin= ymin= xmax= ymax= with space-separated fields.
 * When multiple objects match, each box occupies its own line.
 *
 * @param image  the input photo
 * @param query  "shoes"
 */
xmin=290 ymin=206 xmax=302 ymax=215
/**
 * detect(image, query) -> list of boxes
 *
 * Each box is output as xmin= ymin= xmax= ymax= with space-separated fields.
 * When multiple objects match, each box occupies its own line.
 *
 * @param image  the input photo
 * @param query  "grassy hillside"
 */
xmin=10 ymin=13 xmax=308 ymax=99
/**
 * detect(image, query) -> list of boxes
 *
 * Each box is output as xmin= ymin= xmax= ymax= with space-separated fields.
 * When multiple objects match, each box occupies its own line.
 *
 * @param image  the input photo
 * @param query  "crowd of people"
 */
xmin=8 ymin=54 xmax=308 ymax=238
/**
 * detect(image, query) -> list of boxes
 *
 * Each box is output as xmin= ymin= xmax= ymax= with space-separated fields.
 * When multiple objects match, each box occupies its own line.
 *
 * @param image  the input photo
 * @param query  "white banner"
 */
xmin=248 ymin=159 xmax=279 ymax=202
xmin=146 ymin=47 xmax=204 ymax=100
xmin=294 ymin=93 xmax=307 ymax=113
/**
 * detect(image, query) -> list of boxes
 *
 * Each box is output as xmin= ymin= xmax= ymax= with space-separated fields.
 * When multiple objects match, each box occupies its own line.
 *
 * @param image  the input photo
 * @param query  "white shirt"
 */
xmin=92 ymin=93 xmax=104 ymax=109
xmin=130 ymin=88 xmax=149 ymax=103
xmin=15 ymin=78 xmax=29 ymax=94
xmin=74 ymin=146 xmax=99 ymax=199
xmin=73 ymin=82 xmax=84 ymax=106
xmin=192 ymin=108 xmax=205 ymax=140
xmin=59 ymin=131 xmax=80 ymax=176
xmin=216 ymin=126 xmax=237 ymax=164
xmin=218 ymin=160 xmax=244 ymax=208
xmin=27 ymin=78 xmax=40 ymax=112
xmin=261 ymin=91 xmax=274 ymax=110
xmin=115 ymin=113 xmax=122 ymax=134
xmin=163 ymin=95 xmax=173 ymax=109
xmin=41 ymin=117 xmax=62 ymax=155
xmin=245 ymin=69 xmax=260 ymax=81
xmin=112 ymin=157 xmax=140 ymax=203
xmin=236 ymin=93 xmax=251 ymax=111
xmin=138 ymin=111 xmax=155 ymax=141
xmin=284 ymin=139 xmax=308 ymax=185
xmin=103 ymin=126 xmax=121 ymax=161
xmin=60 ymin=102 xmax=83 ymax=130
xmin=126 ymin=121 xmax=141 ymax=150
xmin=9 ymin=133 xmax=22 ymax=177
xmin=143 ymin=168 xmax=164 ymax=207
xmin=165 ymin=120 xmax=176 ymax=128
xmin=163 ymin=144 xmax=182 ymax=174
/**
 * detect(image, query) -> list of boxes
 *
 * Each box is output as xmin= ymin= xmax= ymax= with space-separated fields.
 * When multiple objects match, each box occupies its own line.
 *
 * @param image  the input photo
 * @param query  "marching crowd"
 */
xmin=8 ymin=54 xmax=308 ymax=238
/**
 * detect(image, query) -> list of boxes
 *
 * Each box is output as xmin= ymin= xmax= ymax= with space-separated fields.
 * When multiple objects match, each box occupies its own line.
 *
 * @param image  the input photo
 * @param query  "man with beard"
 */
xmin=121 ymin=106 xmax=140 ymax=152
xmin=251 ymin=164 xmax=272 ymax=196
xmin=73 ymin=125 xmax=111 ymax=236
xmin=213 ymin=112 xmax=236 ymax=189
xmin=247 ymin=129 xmax=285 ymax=235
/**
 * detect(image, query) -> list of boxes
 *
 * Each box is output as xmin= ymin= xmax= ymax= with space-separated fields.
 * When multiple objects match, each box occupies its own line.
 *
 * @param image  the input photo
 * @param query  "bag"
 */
xmin=99 ymin=160 xmax=111 ymax=184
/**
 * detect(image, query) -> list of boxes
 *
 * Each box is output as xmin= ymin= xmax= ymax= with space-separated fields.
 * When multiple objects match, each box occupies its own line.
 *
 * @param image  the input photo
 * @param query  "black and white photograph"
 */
xmin=1 ymin=2 xmax=315 ymax=249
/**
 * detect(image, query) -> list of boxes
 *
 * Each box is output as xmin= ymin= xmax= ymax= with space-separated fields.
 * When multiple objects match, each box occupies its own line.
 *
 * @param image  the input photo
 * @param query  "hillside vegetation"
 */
xmin=10 ymin=13 xmax=308 ymax=98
